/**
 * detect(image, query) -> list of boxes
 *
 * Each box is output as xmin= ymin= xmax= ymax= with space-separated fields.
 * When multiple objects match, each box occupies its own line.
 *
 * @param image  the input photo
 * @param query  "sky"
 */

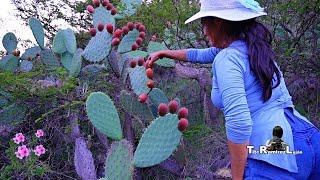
xmin=0 ymin=0 xmax=35 ymax=52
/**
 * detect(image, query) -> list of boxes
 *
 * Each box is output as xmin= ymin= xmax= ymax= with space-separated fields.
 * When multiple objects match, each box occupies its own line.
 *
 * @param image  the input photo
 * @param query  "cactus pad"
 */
xmin=2 ymin=32 xmax=18 ymax=53
xmin=20 ymin=46 xmax=41 ymax=60
xmin=147 ymin=42 xmax=175 ymax=67
xmin=82 ymin=32 xmax=112 ymax=62
xmin=133 ymin=114 xmax=182 ymax=167
xmin=39 ymin=49 xmax=60 ymax=67
xmin=93 ymin=6 xmax=115 ymax=28
xmin=53 ymin=29 xmax=77 ymax=54
xmin=118 ymin=29 xmax=139 ymax=53
xmin=0 ymin=55 xmax=19 ymax=72
xmin=149 ymin=88 xmax=169 ymax=117
xmin=29 ymin=18 xmax=45 ymax=49
xmin=86 ymin=92 xmax=122 ymax=140
xmin=124 ymin=50 xmax=148 ymax=59
xmin=128 ymin=66 xmax=149 ymax=96
xmin=19 ymin=60 xmax=33 ymax=72
xmin=61 ymin=52 xmax=73 ymax=70
xmin=69 ymin=49 xmax=83 ymax=77
xmin=105 ymin=139 xmax=133 ymax=180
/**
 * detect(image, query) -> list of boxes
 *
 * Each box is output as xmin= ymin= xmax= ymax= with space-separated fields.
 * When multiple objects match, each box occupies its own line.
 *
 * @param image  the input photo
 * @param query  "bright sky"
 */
xmin=0 ymin=0 xmax=35 ymax=52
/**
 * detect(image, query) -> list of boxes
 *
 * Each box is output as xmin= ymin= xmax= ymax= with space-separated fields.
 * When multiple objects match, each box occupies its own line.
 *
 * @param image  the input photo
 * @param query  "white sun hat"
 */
xmin=185 ymin=0 xmax=267 ymax=24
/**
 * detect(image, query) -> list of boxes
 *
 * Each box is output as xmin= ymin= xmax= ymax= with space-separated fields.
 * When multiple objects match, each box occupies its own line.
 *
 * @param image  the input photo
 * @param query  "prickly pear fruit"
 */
xmin=137 ymin=58 xmax=144 ymax=66
xmin=87 ymin=5 xmax=95 ymax=13
xmin=146 ymin=68 xmax=153 ymax=79
xmin=102 ymin=0 xmax=109 ymax=6
xmin=131 ymin=43 xmax=138 ymax=51
xmin=111 ymin=38 xmax=120 ymax=46
xmin=135 ymin=22 xmax=141 ymax=30
xmin=147 ymin=80 xmax=154 ymax=89
xmin=138 ymin=25 xmax=146 ymax=32
xmin=139 ymin=32 xmax=146 ymax=39
xmin=98 ymin=23 xmax=104 ymax=32
xmin=106 ymin=24 xmax=113 ymax=34
xmin=178 ymin=118 xmax=188 ymax=132
xmin=178 ymin=107 xmax=188 ymax=119
xmin=106 ymin=3 xmax=113 ymax=10
xmin=122 ymin=26 xmax=129 ymax=35
xmin=12 ymin=49 xmax=20 ymax=57
xmin=168 ymin=100 xmax=179 ymax=114
xmin=93 ymin=0 xmax=100 ymax=7
xmin=111 ymin=8 xmax=117 ymax=15
xmin=136 ymin=38 xmax=143 ymax=46
xmin=114 ymin=29 xmax=122 ymax=38
xmin=127 ymin=22 xmax=134 ymax=31
xmin=130 ymin=60 xmax=137 ymax=68
xmin=158 ymin=103 xmax=168 ymax=117
xmin=89 ymin=28 xmax=97 ymax=36
xmin=138 ymin=93 xmax=148 ymax=103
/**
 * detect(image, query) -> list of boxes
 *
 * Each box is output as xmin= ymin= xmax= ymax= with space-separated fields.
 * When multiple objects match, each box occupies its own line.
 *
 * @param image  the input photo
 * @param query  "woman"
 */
xmin=147 ymin=0 xmax=320 ymax=179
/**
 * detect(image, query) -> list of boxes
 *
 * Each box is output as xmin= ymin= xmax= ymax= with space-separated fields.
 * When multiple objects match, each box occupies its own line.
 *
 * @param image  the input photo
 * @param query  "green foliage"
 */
xmin=82 ymin=31 xmax=112 ymax=62
xmin=105 ymin=139 xmax=133 ymax=180
xmin=29 ymin=18 xmax=45 ymax=49
xmin=0 ymin=103 xmax=27 ymax=125
xmin=2 ymin=32 xmax=18 ymax=53
xmin=86 ymin=92 xmax=123 ymax=140
xmin=134 ymin=113 xmax=182 ymax=168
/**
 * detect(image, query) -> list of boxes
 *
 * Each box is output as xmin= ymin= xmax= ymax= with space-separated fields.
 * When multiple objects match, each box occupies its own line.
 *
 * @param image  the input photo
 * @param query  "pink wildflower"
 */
xmin=12 ymin=133 xmax=25 ymax=144
xmin=15 ymin=145 xmax=30 ymax=159
xmin=34 ymin=145 xmax=46 ymax=156
xmin=35 ymin=129 xmax=44 ymax=138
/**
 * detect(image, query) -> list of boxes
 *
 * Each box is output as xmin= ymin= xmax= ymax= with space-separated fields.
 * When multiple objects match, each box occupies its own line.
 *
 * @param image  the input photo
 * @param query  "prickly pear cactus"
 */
xmin=133 ymin=114 xmax=182 ymax=167
xmin=124 ymin=50 xmax=148 ymax=59
xmin=0 ymin=55 xmax=19 ymax=72
xmin=19 ymin=60 xmax=33 ymax=72
xmin=120 ymin=90 xmax=154 ymax=123
xmin=29 ymin=18 xmax=45 ymax=49
xmin=93 ymin=6 xmax=115 ymax=28
xmin=74 ymin=137 xmax=97 ymax=180
xmin=82 ymin=31 xmax=112 ymax=62
xmin=128 ymin=66 xmax=149 ymax=96
xmin=105 ymin=139 xmax=134 ymax=180
xmin=20 ymin=46 xmax=41 ymax=60
xmin=86 ymin=92 xmax=123 ymax=140
xmin=53 ymin=29 xmax=77 ymax=54
xmin=147 ymin=41 xmax=175 ymax=67
xmin=2 ymin=32 xmax=18 ymax=53
xmin=69 ymin=49 xmax=83 ymax=77
xmin=118 ymin=29 xmax=139 ymax=53
xmin=39 ymin=49 xmax=60 ymax=67
xmin=149 ymin=88 xmax=169 ymax=117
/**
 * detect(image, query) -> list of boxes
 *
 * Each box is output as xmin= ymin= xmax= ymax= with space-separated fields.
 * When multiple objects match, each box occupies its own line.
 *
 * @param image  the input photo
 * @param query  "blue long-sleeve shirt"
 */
xmin=186 ymin=40 xmax=317 ymax=173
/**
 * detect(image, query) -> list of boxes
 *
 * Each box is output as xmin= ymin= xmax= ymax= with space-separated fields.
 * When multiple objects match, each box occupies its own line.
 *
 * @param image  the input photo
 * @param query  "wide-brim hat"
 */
xmin=185 ymin=0 xmax=267 ymax=24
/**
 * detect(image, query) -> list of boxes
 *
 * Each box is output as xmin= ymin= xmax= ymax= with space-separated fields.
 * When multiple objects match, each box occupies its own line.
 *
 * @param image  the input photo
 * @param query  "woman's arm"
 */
xmin=147 ymin=48 xmax=221 ymax=66
xmin=214 ymin=49 xmax=252 ymax=179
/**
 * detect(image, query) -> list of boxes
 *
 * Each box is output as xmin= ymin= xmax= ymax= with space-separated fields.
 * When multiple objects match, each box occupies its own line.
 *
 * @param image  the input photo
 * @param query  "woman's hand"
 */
xmin=146 ymin=49 xmax=188 ymax=68
xmin=147 ymin=51 xmax=164 ymax=68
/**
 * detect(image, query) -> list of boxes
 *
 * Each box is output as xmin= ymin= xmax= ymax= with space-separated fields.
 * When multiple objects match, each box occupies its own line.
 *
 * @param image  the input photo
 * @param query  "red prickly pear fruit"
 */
xmin=113 ymin=29 xmax=122 ymax=38
xmin=111 ymin=8 xmax=117 ymax=15
xmin=106 ymin=3 xmax=113 ymax=10
xmin=87 ymin=5 xmax=95 ymax=13
xmin=178 ymin=107 xmax=188 ymax=119
xmin=130 ymin=60 xmax=137 ymax=68
xmin=127 ymin=22 xmax=134 ymax=30
xmin=138 ymin=25 xmax=146 ymax=32
xmin=106 ymin=24 xmax=113 ymax=34
xmin=139 ymin=32 xmax=146 ymax=39
xmin=178 ymin=118 xmax=188 ymax=132
xmin=89 ymin=28 xmax=97 ymax=36
xmin=137 ymin=58 xmax=144 ymax=66
xmin=122 ymin=26 xmax=129 ymax=35
xmin=138 ymin=93 xmax=148 ymax=103
xmin=158 ymin=103 xmax=168 ymax=116
xmin=145 ymin=61 xmax=153 ymax=69
xmin=135 ymin=22 xmax=141 ymax=30
xmin=102 ymin=0 xmax=109 ymax=6
xmin=168 ymin=100 xmax=179 ymax=114
xmin=136 ymin=37 xmax=143 ymax=46
xmin=111 ymin=38 xmax=120 ymax=46
xmin=97 ymin=23 xmax=104 ymax=32
xmin=93 ymin=0 xmax=100 ymax=7
xmin=146 ymin=68 xmax=153 ymax=79
xmin=132 ymin=43 xmax=138 ymax=51
xmin=147 ymin=80 xmax=154 ymax=89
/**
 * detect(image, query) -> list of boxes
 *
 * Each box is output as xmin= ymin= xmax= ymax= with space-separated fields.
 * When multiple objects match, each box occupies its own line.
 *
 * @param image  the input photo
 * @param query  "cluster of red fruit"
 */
xmin=87 ymin=0 xmax=117 ymax=15
xmin=158 ymin=101 xmax=189 ymax=132
xmin=137 ymin=58 xmax=155 ymax=104
xmin=110 ymin=22 xmax=146 ymax=51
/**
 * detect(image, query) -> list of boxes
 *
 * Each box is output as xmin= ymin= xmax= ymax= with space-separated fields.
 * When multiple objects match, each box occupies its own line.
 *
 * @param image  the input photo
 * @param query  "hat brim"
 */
xmin=185 ymin=8 xmax=267 ymax=24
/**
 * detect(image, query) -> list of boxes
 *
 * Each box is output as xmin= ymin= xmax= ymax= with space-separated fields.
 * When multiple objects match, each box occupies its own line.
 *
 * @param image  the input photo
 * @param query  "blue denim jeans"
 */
xmin=244 ymin=107 xmax=320 ymax=179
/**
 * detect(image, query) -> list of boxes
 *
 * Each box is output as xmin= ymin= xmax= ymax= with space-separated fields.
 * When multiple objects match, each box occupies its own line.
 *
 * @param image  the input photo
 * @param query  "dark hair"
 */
xmin=202 ymin=17 xmax=281 ymax=102
xmin=272 ymin=126 xmax=283 ymax=138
